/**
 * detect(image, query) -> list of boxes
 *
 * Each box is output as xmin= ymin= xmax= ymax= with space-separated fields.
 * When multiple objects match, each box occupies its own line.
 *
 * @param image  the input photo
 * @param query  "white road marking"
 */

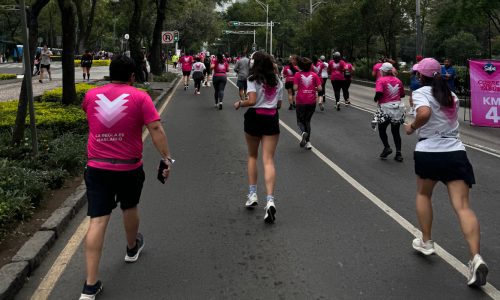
xmin=31 ymin=79 xmax=181 ymax=299
xmin=228 ymin=78 xmax=500 ymax=299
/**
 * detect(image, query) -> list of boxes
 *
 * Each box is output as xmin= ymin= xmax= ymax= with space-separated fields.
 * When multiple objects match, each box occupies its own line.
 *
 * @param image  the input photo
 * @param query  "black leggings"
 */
xmin=342 ymin=78 xmax=351 ymax=101
xmin=296 ymin=104 xmax=316 ymax=142
xmin=194 ymin=78 xmax=202 ymax=91
xmin=378 ymin=121 xmax=401 ymax=152
xmin=213 ymin=76 xmax=227 ymax=104
xmin=331 ymin=80 xmax=346 ymax=102
xmin=318 ymin=78 xmax=327 ymax=97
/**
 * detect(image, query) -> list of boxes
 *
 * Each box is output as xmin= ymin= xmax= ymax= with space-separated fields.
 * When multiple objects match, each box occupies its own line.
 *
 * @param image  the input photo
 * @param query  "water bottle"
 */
xmin=371 ymin=117 xmax=378 ymax=131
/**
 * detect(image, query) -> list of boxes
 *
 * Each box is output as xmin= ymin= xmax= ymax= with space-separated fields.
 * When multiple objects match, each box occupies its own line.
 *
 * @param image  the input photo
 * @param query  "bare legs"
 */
xmin=245 ymin=133 xmax=279 ymax=196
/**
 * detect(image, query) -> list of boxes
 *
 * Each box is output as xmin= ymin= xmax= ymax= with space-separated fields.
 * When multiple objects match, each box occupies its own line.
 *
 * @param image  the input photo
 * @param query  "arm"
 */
xmin=146 ymin=120 xmax=171 ymax=161
xmin=234 ymin=91 xmax=257 ymax=109
xmin=374 ymin=92 xmax=383 ymax=102
xmin=405 ymin=106 xmax=431 ymax=135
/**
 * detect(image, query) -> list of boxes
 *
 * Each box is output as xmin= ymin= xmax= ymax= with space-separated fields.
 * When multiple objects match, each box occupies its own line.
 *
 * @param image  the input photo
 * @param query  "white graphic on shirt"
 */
xmin=387 ymin=83 xmax=400 ymax=98
xmin=312 ymin=65 xmax=320 ymax=73
xmin=301 ymin=74 xmax=313 ymax=87
xmin=94 ymin=93 xmax=129 ymax=128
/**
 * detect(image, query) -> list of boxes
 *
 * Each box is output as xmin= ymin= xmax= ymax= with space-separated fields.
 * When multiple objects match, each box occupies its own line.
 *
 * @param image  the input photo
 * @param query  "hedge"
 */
xmin=74 ymin=59 xmax=111 ymax=67
xmin=41 ymin=83 xmax=96 ymax=104
xmin=153 ymin=72 xmax=178 ymax=82
xmin=0 ymin=74 xmax=17 ymax=80
xmin=0 ymin=101 xmax=87 ymax=134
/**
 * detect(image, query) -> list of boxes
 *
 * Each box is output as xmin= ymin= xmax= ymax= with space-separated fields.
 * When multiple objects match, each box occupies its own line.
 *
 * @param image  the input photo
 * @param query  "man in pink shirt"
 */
xmin=180 ymin=52 xmax=194 ymax=90
xmin=79 ymin=55 xmax=173 ymax=300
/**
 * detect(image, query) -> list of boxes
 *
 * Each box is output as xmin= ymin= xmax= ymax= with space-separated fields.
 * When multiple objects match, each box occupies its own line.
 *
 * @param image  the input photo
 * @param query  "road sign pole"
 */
xmin=19 ymin=0 xmax=38 ymax=155
xmin=253 ymin=30 xmax=255 ymax=44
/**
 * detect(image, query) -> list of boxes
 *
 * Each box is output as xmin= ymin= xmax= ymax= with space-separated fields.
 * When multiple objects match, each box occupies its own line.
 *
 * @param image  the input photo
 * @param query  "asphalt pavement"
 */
xmin=15 ymin=76 xmax=500 ymax=299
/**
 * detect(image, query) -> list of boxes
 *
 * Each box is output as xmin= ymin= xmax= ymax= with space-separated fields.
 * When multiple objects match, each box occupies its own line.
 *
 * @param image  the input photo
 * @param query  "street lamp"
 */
xmin=254 ymin=0 xmax=268 ymax=53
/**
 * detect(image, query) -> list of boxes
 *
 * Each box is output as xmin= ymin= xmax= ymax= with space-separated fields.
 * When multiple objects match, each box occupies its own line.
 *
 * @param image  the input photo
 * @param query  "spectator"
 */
xmin=441 ymin=58 xmax=457 ymax=93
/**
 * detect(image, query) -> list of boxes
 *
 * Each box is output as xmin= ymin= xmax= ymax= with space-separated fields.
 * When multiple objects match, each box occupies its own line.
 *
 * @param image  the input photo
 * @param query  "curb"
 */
xmin=0 ymin=75 xmax=180 ymax=300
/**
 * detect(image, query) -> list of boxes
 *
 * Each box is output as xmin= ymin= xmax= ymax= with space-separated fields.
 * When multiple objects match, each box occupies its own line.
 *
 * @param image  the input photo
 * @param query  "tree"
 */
xmin=57 ymin=0 xmax=77 ymax=105
xmin=150 ymin=0 xmax=168 ymax=75
xmin=12 ymin=0 xmax=50 ymax=145
xmin=75 ymin=0 xmax=98 ymax=53
xmin=130 ymin=0 xmax=146 ymax=82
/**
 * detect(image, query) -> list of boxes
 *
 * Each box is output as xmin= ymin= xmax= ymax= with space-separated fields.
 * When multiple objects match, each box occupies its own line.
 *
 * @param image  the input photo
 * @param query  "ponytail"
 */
xmin=431 ymin=72 xmax=453 ymax=107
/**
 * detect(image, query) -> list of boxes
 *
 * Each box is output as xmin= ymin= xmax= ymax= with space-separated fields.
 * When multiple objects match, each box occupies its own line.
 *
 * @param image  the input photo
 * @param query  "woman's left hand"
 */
xmin=404 ymin=123 xmax=415 ymax=135
xmin=234 ymin=100 xmax=242 ymax=110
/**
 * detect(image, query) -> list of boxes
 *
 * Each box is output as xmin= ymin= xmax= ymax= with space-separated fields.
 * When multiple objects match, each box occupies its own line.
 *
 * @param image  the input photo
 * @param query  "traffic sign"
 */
xmin=162 ymin=31 xmax=175 ymax=44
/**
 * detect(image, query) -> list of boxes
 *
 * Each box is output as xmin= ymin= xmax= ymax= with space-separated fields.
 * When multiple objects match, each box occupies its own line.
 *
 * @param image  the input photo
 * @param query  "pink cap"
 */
xmin=415 ymin=58 xmax=441 ymax=78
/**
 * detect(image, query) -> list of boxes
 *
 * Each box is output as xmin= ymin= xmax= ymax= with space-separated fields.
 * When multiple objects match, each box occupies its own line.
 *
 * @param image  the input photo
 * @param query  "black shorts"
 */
xmin=84 ymin=165 xmax=145 ymax=218
xmin=237 ymin=79 xmax=247 ymax=90
xmin=285 ymin=81 xmax=294 ymax=90
xmin=244 ymin=108 xmax=280 ymax=137
xmin=81 ymin=63 xmax=92 ymax=69
xmin=41 ymin=64 xmax=50 ymax=70
xmin=182 ymin=70 xmax=191 ymax=76
xmin=414 ymin=151 xmax=475 ymax=187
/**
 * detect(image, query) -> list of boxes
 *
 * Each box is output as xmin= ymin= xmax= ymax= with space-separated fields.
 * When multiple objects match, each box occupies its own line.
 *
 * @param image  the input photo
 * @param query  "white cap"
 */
xmin=380 ymin=62 xmax=393 ymax=72
xmin=320 ymin=55 xmax=325 ymax=60
xmin=333 ymin=52 xmax=341 ymax=57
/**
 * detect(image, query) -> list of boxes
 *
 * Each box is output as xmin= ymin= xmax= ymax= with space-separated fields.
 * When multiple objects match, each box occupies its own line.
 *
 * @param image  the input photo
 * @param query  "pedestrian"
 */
xmin=39 ymin=44 xmax=52 ymax=83
xmin=172 ymin=53 xmax=179 ymax=69
xmin=319 ymin=55 xmax=329 ymax=107
xmin=282 ymin=55 xmax=299 ymax=110
xmin=203 ymin=54 xmax=212 ymax=86
xmin=233 ymin=51 xmax=283 ymax=223
xmin=409 ymin=55 xmax=424 ymax=116
xmin=372 ymin=57 xmax=384 ymax=80
xmin=441 ymin=58 xmax=457 ymax=93
xmin=294 ymin=57 xmax=323 ymax=150
xmin=373 ymin=62 xmax=406 ymax=162
xmin=404 ymin=57 xmax=488 ymax=287
xmin=311 ymin=56 xmax=326 ymax=111
xmin=327 ymin=52 xmax=346 ymax=111
xmin=180 ymin=52 xmax=194 ymax=90
xmin=191 ymin=56 xmax=205 ymax=95
xmin=79 ymin=54 xmax=173 ymax=300
xmin=81 ymin=49 xmax=94 ymax=82
xmin=234 ymin=52 xmax=250 ymax=101
xmin=343 ymin=59 xmax=354 ymax=105
xmin=211 ymin=53 xmax=229 ymax=110
xmin=33 ymin=52 xmax=41 ymax=76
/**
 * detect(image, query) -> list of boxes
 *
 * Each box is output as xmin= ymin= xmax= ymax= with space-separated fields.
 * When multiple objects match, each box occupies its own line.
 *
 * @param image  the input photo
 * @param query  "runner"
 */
xmin=282 ymin=55 xmax=299 ymax=110
xmin=311 ymin=56 xmax=325 ymax=111
xmin=404 ymin=57 xmax=488 ymax=287
xmin=294 ymin=57 xmax=322 ymax=150
xmin=319 ymin=55 xmax=329 ymax=108
xmin=79 ymin=55 xmax=173 ymax=300
xmin=327 ymin=52 xmax=346 ymax=111
xmin=372 ymin=57 xmax=384 ymax=80
xmin=33 ymin=52 xmax=41 ymax=76
xmin=39 ymin=44 xmax=52 ymax=83
xmin=203 ymin=54 xmax=212 ymax=86
xmin=81 ymin=50 xmax=94 ymax=82
xmin=180 ymin=52 xmax=194 ymax=90
xmin=172 ymin=53 xmax=179 ymax=69
xmin=233 ymin=51 xmax=283 ymax=223
xmin=191 ymin=56 xmax=206 ymax=95
xmin=211 ymin=53 xmax=229 ymax=110
xmin=343 ymin=59 xmax=354 ymax=105
xmin=234 ymin=52 xmax=250 ymax=100
xmin=373 ymin=62 xmax=406 ymax=162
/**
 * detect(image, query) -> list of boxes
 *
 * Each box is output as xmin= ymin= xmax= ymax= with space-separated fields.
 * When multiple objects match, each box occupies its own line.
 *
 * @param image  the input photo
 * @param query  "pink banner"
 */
xmin=470 ymin=60 xmax=500 ymax=127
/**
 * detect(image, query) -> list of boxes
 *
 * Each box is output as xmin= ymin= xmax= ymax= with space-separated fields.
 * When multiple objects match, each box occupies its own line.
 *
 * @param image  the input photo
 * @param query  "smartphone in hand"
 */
xmin=157 ymin=159 xmax=169 ymax=184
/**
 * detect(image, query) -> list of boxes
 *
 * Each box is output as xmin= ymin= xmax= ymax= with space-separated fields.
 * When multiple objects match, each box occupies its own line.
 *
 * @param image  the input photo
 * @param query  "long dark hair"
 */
xmin=297 ymin=57 xmax=312 ymax=72
xmin=216 ymin=53 xmax=224 ymax=65
xmin=248 ymin=51 xmax=278 ymax=87
xmin=420 ymin=74 xmax=454 ymax=107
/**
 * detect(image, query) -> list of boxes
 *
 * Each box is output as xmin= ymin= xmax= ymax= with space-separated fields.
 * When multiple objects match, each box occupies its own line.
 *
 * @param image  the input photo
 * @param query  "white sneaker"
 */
xmin=412 ymin=238 xmax=435 ymax=255
xmin=299 ymin=132 xmax=308 ymax=147
xmin=305 ymin=142 xmax=312 ymax=150
xmin=245 ymin=193 xmax=258 ymax=208
xmin=467 ymin=254 xmax=488 ymax=287
xmin=218 ymin=102 xmax=223 ymax=110
xmin=264 ymin=201 xmax=276 ymax=223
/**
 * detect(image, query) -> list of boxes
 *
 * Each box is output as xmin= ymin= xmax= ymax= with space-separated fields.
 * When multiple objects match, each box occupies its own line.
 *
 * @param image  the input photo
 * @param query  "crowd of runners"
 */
xmin=78 ymin=49 xmax=489 ymax=299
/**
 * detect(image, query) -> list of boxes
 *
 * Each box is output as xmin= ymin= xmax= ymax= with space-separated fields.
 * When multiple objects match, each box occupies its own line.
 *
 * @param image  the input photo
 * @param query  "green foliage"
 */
xmin=74 ymin=59 xmax=111 ymax=67
xmin=0 ymin=189 xmax=33 ymax=237
xmin=0 ymin=74 xmax=17 ymax=80
xmin=0 ymin=101 xmax=87 ymax=134
xmin=153 ymin=72 xmax=178 ymax=82
xmin=47 ymin=133 xmax=87 ymax=175
xmin=442 ymin=32 xmax=481 ymax=65
xmin=41 ymin=83 xmax=96 ymax=104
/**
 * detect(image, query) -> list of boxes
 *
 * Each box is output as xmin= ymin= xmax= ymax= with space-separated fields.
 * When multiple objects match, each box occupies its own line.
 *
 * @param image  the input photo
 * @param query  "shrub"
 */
xmin=0 ymin=162 xmax=48 ymax=206
xmin=0 ymin=74 xmax=17 ymax=80
xmin=0 ymin=189 xmax=33 ymax=237
xmin=41 ymin=83 xmax=96 ymax=104
xmin=0 ymin=101 xmax=87 ymax=134
xmin=153 ymin=72 xmax=178 ymax=82
xmin=47 ymin=133 xmax=87 ymax=175
xmin=74 ymin=59 xmax=111 ymax=67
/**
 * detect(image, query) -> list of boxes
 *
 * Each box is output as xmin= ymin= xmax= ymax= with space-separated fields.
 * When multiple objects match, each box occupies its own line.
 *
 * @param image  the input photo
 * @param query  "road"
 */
xmin=15 ymin=75 xmax=500 ymax=299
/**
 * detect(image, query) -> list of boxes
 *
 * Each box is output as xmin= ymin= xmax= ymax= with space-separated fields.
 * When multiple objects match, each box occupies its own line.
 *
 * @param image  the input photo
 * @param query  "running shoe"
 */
xmin=379 ymin=147 xmax=393 ymax=160
xmin=292 ymin=103 xmax=296 ymax=110
xmin=218 ymin=102 xmax=223 ymax=110
xmin=305 ymin=142 xmax=312 ymax=150
xmin=467 ymin=254 xmax=488 ymax=287
xmin=125 ymin=233 xmax=145 ymax=263
xmin=184 ymin=85 xmax=187 ymax=90
xmin=319 ymin=102 xmax=324 ymax=111
xmin=196 ymin=91 xmax=200 ymax=95
xmin=245 ymin=193 xmax=258 ymax=208
xmin=412 ymin=238 xmax=435 ymax=255
xmin=288 ymin=104 xmax=293 ymax=110
xmin=345 ymin=100 xmax=351 ymax=105
xmin=264 ymin=201 xmax=276 ymax=223
xmin=300 ymin=132 xmax=308 ymax=148
xmin=394 ymin=152 xmax=403 ymax=162
xmin=79 ymin=280 xmax=103 ymax=300
xmin=336 ymin=102 xmax=341 ymax=111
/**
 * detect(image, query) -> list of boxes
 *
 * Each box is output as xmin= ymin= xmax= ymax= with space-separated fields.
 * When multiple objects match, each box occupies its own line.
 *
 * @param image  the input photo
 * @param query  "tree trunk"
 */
xmin=150 ymin=0 xmax=167 ymax=76
xmin=130 ymin=0 xmax=145 ymax=82
xmin=12 ymin=0 xmax=50 ymax=145
xmin=58 ymin=0 xmax=77 ymax=105
xmin=76 ymin=0 xmax=98 ymax=53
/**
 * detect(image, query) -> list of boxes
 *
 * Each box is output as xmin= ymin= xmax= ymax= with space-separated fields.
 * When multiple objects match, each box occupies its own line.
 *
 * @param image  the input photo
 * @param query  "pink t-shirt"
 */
xmin=293 ymin=71 xmax=322 ymax=105
xmin=375 ymin=76 xmax=405 ymax=104
xmin=213 ymin=61 xmax=229 ymax=77
xmin=282 ymin=65 xmax=298 ymax=82
xmin=83 ymin=83 xmax=160 ymax=171
xmin=311 ymin=61 xmax=324 ymax=76
xmin=328 ymin=60 xmax=346 ymax=81
xmin=344 ymin=63 xmax=354 ymax=77
xmin=372 ymin=62 xmax=383 ymax=79
xmin=180 ymin=55 xmax=194 ymax=71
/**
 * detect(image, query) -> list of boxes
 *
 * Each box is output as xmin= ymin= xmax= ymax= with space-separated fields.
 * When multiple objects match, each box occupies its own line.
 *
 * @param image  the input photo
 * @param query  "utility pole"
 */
xmin=270 ymin=21 xmax=273 ymax=56
xmin=416 ymin=0 xmax=422 ymax=56
xmin=254 ymin=0 xmax=268 ymax=53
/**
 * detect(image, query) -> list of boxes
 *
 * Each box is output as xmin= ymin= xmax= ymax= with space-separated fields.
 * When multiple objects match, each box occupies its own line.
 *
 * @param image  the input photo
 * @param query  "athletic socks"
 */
xmin=249 ymin=185 xmax=257 ymax=194
xmin=266 ymin=195 xmax=274 ymax=202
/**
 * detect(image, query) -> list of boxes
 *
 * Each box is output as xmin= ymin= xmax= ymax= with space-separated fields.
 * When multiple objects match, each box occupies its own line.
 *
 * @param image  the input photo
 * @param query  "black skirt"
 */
xmin=244 ymin=108 xmax=280 ymax=137
xmin=414 ymin=151 xmax=476 ymax=187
